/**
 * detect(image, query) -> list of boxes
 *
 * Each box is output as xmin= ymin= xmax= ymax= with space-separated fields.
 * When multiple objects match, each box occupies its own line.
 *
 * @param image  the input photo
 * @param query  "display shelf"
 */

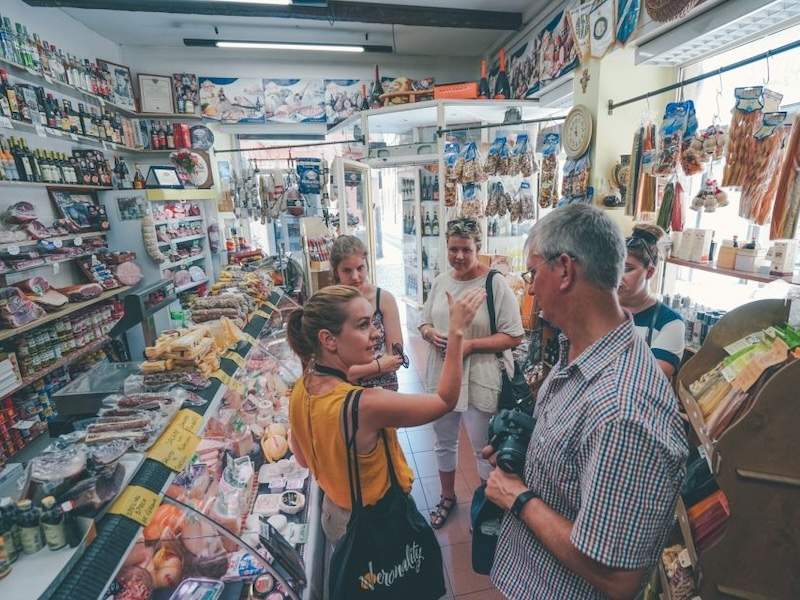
xmin=160 ymin=254 xmax=205 ymax=270
xmin=175 ymin=278 xmax=207 ymax=293
xmin=48 ymin=302 xmax=277 ymax=600
xmin=153 ymin=216 xmax=204 ymax=226
xmin=157 ymin=233 xmax=205 ymax=246
xmin=0 ymin=285 xmax=131 ymax=343
xmin=2 ymin=335 xmax=111 ymax=400
xmin=135 ymin=112 xmax=202 ymax=121
xmin=665 ymin=256 xmax=794 ymax=284
xmin=3 ymin=251 xmax=96 ymax=276
xmin=145 ymin=189 xmax=216 ymax=201
xmin=0 ymin=231 xmax=106 ymax=253
xmin=0 ymin=180 xmax=112 ymax=191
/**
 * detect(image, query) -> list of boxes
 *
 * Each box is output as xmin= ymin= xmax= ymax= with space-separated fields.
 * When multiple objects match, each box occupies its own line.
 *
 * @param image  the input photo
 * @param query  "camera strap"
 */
xmin=485 ymin=270 xmax=504 ymax=361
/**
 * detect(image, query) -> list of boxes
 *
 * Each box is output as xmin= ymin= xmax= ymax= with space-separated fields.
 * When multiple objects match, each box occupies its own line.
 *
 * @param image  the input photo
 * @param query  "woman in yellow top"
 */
xmin=287 ymin=284 xmax=484 ymax=545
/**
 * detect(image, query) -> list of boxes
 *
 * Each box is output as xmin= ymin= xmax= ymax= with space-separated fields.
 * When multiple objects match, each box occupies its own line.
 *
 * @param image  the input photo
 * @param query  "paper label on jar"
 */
xmin=20 ymin=524 xmax=44 ymax=554
xmin=110 ymin=485 xmax=160 ymax=527
xmin=42 ymin=521 xmax=67 ymax=550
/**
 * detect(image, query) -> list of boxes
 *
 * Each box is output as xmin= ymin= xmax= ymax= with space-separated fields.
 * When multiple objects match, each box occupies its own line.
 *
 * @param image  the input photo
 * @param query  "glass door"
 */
xmin=333 ymin=157 xmax=376 ymax=274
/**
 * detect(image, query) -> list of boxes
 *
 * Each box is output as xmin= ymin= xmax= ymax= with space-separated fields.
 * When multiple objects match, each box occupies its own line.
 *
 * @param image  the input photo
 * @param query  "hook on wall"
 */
xmin=763 ymin=50 xmax=771 ymax=85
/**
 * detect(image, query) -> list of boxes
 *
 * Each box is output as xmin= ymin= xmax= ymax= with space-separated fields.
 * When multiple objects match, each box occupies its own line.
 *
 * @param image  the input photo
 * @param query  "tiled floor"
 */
xmin=397 ymin=331 xmax=503 ymax=600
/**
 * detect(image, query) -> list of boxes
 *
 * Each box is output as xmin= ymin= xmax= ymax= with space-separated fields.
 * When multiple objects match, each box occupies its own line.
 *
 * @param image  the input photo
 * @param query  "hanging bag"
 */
xmin=329 ymin=389 xmax=447 ymax=600
xmin=486 ymin=270 xmax=533 ymax=411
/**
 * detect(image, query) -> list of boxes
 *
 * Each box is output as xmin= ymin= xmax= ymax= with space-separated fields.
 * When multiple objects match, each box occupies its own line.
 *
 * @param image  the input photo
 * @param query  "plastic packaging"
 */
xmin=539 ymin=132 xmax=560 ymax=208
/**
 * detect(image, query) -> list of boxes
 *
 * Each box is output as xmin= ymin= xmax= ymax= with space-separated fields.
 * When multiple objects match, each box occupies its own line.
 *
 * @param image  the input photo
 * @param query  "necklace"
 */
xmin=312 ymin=363 xmax=349 ymax=382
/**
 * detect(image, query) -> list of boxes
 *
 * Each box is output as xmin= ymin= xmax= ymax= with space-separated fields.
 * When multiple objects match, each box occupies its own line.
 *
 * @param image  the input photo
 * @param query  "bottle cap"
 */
xmin=41 ymin=496 xmax=56 ymax=509
xmin=16 ymin=499 xmax=31 ymax=510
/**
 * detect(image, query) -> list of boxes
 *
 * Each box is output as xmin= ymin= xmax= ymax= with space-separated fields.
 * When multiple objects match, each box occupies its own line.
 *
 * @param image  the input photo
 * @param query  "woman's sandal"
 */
xmin=430 ymin=496 xmax=457 ymax=529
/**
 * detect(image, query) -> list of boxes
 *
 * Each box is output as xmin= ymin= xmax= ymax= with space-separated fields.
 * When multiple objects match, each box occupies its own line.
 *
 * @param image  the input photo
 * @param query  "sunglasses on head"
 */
xmin=446 ymin=218 xmax=479 ymax=234
xmin=626 ymin=236 xmax=657 ymax=265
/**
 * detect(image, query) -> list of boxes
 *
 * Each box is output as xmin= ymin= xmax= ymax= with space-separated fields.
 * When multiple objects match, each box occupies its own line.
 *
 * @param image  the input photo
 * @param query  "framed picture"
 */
xmin=138 ymin=73 xmax=174 ymax=114
xmin=117 ymin=195 xmax=148 ymax=221
xmin=98 ymin=59 xmax=137 ymax=111
xmin=172 ymin=73 xmax=199 ymax=114
xmin=170 ymin=149 xmax=214 ymax=189
xmin=48 ymin=188 xmax=109 ymax=231
xmin=145 ymin=166 xmax=184 ymax=189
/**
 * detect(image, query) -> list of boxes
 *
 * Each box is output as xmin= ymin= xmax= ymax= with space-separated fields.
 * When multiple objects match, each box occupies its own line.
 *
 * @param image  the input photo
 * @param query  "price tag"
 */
xmin=0 ymin=116 xmax=12 ymax=130
xmin=225 ymin=351 xmax=245 ymax=368
xmin=73 ymin=236 xmax=83 ymax=246
xmin=210 ymin=369 xmax=233 ymax=387
xmin=52 ymin=239 xmax=63 ymax=249
xmin=240 ymin=333 xmax=257 ymax=346
xmin=35 ymin=123 xmax=46 ymax=138
xmin=264 ymin=301 xmax=278 ymax=313
xmin=109 ymin=485 xmax=160 ymax=527
xmin=52 ymin=262 xmax=60 ymax=275
xmin=147 ymin=423 xmax=200 ymax=472
xmin=69 ymin=133 xmax=79 ymax=141
xmin=43 ymin=74 xmax=53 ymax=84
xmin=25 ymin=67 xmax=38 ymax=76
xmin=174 ymin=408 xmax=203 ymax=434
xmin=255 ymin=310 xmax=270 ymax=319
xmin=7 ymin=245 xmax=20 ymax=257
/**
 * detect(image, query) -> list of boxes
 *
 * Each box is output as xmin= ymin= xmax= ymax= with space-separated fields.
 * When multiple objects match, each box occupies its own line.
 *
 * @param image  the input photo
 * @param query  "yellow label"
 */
xmin=211 ymin=369 xmax=233 ymax=387
xmin=264 ymin=301 xmax=278 ymax=313
xmin=174 ymin=408 xmax=203 ymax=434
xmin=225 ymin=352 xmax=245 ymax=368
xmin=255 ymin=310 xmax=270 ymax=319
xmin=147 ymin=424 xmax=201 ymax=472
xmin=229 ymin=379 xmax=245 ymax=394
xmin=109 ymin=485 xmax=161 ymax=527
xmin=241 ymin=333 xmax=257 ymax=346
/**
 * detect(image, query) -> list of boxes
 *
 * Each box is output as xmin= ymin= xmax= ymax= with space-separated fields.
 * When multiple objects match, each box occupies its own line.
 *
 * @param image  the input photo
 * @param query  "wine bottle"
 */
xmin=478 ymin=59 xmax=490 ymax=99
xmin=494 ymin=48 xmax=510 ymax=100
xmin=360 ymin=83 xmax=370 ymax=111
xmin=369 ymin=64 xmax=382 ymax=109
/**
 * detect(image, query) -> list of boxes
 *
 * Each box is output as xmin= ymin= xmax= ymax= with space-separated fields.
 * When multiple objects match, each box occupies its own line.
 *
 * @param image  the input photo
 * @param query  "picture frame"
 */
xmin=48 ymin=188 xmax=109 ymax=231
xmin=138 ymin=73 xmax=175 ymax=114
xmin=98 ymin=59 xmax=137 ymax=111
xmin=172 ymin=73 xmax=199 ymax=115
xmin=116 ymin=195 xmax=148 ymax=221
xmin=145 ymin=166 xmax=184 ymax=189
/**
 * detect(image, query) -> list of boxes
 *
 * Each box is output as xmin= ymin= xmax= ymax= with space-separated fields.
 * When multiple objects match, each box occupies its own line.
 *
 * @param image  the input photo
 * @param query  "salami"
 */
xmin=771 ymin=114 xmax=800 ymax=240
xmin=114 ymin=261 xmax=143 ymax=286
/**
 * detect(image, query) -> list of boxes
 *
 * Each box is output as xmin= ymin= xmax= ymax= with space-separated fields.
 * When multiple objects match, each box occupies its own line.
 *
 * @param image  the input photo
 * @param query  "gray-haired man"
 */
xmin=484 ymin=204 xmax=688 ymax=599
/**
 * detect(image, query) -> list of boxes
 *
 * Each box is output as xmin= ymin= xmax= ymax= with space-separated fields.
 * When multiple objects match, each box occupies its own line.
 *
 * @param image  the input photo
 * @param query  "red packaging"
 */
xmin=174 ymin=123 xmax=191 ymax=149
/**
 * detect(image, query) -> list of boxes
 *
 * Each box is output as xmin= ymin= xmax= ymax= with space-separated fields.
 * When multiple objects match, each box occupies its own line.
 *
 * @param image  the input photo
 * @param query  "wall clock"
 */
xmin=563 ymin=104 xmax=593 ymax=159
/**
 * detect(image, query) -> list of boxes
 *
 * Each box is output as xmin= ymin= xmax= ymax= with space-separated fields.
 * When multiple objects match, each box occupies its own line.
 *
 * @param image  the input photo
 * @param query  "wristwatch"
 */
xmin=510 ymin=490 xmax=537 ymax=519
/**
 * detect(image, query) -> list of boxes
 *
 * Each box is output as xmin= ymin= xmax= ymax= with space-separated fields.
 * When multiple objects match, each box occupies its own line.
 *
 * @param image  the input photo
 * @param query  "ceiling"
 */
xmin=45 ymin=0 xmax=540 ymax=58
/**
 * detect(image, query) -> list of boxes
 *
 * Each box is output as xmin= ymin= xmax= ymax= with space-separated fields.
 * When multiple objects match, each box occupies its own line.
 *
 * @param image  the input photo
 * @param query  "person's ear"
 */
xmin=318 ymin=329 xmax=337 ymax=353
xmin=558 ymin=253 xmax=577 ymax=292
xmin=646 ymin=264 xmax=656 ymax=279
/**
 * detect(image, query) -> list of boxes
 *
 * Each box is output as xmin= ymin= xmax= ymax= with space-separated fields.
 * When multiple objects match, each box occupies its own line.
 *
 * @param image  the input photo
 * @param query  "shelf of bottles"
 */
xmin=400 ymin=165 xmax=441 ymax=306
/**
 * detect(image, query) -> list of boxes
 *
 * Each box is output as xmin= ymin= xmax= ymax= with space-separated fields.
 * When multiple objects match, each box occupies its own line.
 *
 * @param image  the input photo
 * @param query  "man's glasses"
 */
xmin=521 ymin=253 xmax=577 ymax=284
xmin=446 ymin=218 xmax=479 ymax=235
xmin=392 ymin=343 xmax=410 ymax=369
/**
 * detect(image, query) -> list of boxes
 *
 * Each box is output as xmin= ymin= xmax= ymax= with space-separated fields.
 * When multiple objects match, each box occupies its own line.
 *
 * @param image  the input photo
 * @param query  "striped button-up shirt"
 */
xmin=491 ymin=318 xmax=689 ymax=599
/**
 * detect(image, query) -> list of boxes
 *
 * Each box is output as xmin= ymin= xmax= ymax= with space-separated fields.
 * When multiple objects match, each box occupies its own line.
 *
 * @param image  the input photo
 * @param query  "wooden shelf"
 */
xmin=145 ymin=189 xmax=216 ymax=201
xmin=157 ymin=233 xmax=205 ymax=246
xmin=0 ymin=231 xmax=106 ymax=253
xmin=665 ymin=257 xmax=794 ymax=284
xmin=175 ymin=278 xmax=207 ymax=294
xmin=0 ymin=180 xmax=111 ymax=191
xmin=0 ymin=286 xmax=131 ymax=343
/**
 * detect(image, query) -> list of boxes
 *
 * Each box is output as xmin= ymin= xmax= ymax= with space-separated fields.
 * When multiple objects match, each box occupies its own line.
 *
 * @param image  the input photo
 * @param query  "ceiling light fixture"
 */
xmin=216 ymin=40 xmax=364 ymax=52
xmin=210 ymin=0 xmax=293 ymax=5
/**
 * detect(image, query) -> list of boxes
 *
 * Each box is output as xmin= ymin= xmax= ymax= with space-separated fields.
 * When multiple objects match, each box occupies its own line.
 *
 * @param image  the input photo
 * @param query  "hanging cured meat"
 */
xmin=771 ymin=114 xmax=800 ymax=240
xmin=739 ymin=112 xmax=787 ymax=225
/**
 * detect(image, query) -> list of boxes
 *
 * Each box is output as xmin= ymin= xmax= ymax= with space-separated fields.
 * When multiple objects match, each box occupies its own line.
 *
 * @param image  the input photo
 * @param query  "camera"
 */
xmin=487 ymin=409 xmax=536 ymax=476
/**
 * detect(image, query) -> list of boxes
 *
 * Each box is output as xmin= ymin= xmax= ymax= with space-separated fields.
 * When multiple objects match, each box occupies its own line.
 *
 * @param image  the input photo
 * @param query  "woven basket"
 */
xmin=645 ymin=0 xmax=703 ymax=22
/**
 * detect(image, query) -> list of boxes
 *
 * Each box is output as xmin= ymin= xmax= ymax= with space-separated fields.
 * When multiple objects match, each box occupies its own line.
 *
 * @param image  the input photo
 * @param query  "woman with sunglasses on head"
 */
xmin=330 ymin=235 xmax=405 ymax=391
xmin=418 ymin=218 xmax=525 ymax=529
xmin=287 ymin=285 xmax=485 ymax=548
xmin=618 ymin=224 xmax=685 ymax=378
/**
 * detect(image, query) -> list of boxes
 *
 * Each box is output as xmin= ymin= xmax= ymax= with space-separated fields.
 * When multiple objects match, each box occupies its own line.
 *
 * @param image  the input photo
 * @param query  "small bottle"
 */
xmin=40 ymin=496 xmax=66 ymax=551
xmin=16 ymin=499 xmax=43 ymax=555
xmin=0 ymin=501 xmax=18 ymax=564
xmin=59 ymin=500 xmax=82 ymax=548
xmin=133 ymin=164 xmax=145 ymax=189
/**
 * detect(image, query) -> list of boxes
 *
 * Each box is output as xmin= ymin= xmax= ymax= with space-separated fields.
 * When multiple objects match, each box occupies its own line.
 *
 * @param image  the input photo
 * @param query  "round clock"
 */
xmin=563 ymin=104 xmax=593 ymax=159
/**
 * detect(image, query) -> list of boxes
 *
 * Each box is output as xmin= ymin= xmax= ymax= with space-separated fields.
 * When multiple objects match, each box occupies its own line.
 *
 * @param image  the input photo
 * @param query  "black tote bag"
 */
xmin=329 ymin=389 xmax=447 ymax=600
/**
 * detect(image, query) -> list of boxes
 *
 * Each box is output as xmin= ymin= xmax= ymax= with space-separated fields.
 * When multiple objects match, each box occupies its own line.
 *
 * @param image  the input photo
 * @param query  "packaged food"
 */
xmin=460 ymin=183 xmax=483 ymax=218
xmin=484 ymin=136 xmax=507 ymax=176
xmin=168 ymin=578 xmax=224 ymax=600
xmin=511 ymin=133 xmax=534 ymax=177
xmin=739 ymin=111 xmax=787 ymax=224
xmin=771 ymin=113 xmax=800 ymax=240
xmin=538 ymin=132 xmax=560 ymax=208
xmin=653 ymin=100 xmax=696 ymax=176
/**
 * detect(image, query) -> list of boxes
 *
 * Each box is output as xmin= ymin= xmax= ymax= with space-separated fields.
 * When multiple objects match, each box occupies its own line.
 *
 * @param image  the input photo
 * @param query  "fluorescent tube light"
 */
xmin=216 ymin=41 xmax=365 ymax=52
xmin=210 ymin=0 xmax=293 ymax=5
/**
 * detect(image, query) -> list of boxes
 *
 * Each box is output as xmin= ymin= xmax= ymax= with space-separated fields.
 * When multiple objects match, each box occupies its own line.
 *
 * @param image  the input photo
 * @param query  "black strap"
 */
xmin=485 ymin=270 xmax=503 ymax=360
xmin=314 ymin=363 xmax=349 ymax=382
xmin=375 ymin=287 xmax=382 ymax=313
xmin=646 ymin=301 xmax=661 ymax=347
xmin=341 ymin=388 xmax=400 ymax=513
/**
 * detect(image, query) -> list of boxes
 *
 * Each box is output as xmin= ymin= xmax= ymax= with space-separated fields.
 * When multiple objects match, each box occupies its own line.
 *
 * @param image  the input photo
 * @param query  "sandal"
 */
xmin=430 ymin=496 xmax=457 ymax=529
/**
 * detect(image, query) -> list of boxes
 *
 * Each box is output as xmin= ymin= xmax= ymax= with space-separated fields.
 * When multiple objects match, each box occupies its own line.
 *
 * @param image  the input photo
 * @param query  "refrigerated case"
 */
xmin=332 ymin=157 xmax=377 ymax=276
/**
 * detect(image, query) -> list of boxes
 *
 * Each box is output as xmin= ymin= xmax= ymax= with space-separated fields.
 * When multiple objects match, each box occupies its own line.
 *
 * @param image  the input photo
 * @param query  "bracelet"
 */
xmin=376 ymin=358 xmax=381 ymax=373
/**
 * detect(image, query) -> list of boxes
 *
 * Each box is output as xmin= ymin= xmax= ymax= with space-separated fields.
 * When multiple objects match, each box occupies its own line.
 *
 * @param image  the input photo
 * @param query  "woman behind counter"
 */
xmin=418 ymin=218 xmax=524 ymax=529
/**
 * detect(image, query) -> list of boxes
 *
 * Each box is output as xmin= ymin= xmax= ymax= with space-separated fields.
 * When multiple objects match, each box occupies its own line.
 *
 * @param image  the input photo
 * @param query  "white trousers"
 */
xmin=432 ymin=406 xmax=493 ymax=481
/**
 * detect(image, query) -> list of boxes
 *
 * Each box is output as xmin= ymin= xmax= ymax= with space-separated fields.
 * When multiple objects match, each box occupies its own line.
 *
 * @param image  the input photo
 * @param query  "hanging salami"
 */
xmin=771 ymin=114 xmax=800 ymax=240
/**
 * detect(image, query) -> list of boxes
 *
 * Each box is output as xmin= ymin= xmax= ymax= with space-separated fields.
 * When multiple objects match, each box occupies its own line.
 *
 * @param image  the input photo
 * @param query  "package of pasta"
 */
xmin=460 ymin=183 xmax=483 ymax=218
xmin=444 ymin=143 xmax=460 ymax=207
xmin=653 ymin=101 xmax=695 ymax=176
xmin=484 ymin=136 xmax=507 ymax=176
xmin=539 ymin=132 xmax=560 ymax=208
xmin=459 ymin=142 xmax=485 ymax=184
xmin=722 ymin=87 xmax=783 ymax=187
xmin=511 ymin=133 xmax=535 ymax=177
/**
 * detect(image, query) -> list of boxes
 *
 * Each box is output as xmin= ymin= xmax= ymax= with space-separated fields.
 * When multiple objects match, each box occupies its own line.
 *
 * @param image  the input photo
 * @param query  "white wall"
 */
xmin=1 ymin=0 xmax=121 ymax=64
xmin=119 ymin=46 xmax=475 ymax=85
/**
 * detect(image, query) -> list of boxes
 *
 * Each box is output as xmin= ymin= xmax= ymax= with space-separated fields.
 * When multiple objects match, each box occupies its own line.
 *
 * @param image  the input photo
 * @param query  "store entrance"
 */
xmin=371 ymin=168 xmax=407 ymax=323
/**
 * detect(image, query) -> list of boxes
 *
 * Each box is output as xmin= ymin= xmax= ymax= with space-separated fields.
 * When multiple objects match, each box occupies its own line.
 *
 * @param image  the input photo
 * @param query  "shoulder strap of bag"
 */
xmin=342 ymin=389 xmax=364 ymax=511
xmin=485 ymin=270 xmax=503 ymax=360
xmin=375 ymin=287 xmax=382 ymax=313
xmin=646 ymin=301 xmax=661 ymax=347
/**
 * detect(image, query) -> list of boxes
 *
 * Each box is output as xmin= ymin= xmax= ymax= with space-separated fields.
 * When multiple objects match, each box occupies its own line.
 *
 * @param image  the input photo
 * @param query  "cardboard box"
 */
xmin=689 ymin=229 xmax=714 ymax=263
xmin=734 ymin=247 xmax=764 ymax=273
xmin=716 ymin=245 xmax=737 ymax=270
xmin=677 ymin=229 xmax=694 ymax=260
xmin=769 ymin=240 xmax=797 ymax=275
